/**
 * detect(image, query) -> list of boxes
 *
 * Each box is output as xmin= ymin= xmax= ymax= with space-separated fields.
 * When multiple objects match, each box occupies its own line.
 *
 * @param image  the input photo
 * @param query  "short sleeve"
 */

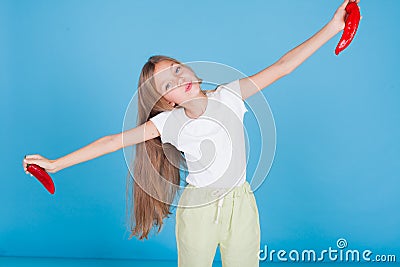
xmin=149 ymin=111 xmax=172 ymax=144
xmin=220 ymin=79 xmax=248 ymax=114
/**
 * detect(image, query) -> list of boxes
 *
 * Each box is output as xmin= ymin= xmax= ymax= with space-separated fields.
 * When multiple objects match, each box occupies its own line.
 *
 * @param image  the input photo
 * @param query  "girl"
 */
xmin=22 ymin=1 xmax=360 ymax=266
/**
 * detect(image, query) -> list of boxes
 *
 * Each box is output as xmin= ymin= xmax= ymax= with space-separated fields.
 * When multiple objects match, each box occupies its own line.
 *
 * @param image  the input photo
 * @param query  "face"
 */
xmin=153 ymin=60 xmax=202 ymax=107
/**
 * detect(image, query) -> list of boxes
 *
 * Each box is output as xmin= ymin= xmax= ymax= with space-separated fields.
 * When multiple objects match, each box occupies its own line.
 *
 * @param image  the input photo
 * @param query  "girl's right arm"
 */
xmin=23 ymin=120 xmax=160 ymax=174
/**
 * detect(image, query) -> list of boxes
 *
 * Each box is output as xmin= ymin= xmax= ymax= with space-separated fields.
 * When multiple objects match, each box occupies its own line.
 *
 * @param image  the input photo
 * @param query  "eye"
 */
xmin=165 ymin=82 xmax=172 ymax=90
xmin=175 ymin=66 xmax=181 ymax=73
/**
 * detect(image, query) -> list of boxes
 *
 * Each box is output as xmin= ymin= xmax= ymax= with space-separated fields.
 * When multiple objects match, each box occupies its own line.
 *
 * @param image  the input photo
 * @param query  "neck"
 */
xmin=182 ymin=91 xmax=208 ymax=119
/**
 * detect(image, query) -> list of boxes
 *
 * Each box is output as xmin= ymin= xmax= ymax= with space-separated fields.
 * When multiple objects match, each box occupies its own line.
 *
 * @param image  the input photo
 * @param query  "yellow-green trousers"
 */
xmin=176 ymin=181 xmax=261 ymax=267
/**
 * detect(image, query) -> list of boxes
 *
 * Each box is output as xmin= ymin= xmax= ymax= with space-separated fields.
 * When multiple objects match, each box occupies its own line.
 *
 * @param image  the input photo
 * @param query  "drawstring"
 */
xmin=211 ymin=182 xmax=251 ymax=224
xmin=214 ymin=197 xmax=224 ymax=224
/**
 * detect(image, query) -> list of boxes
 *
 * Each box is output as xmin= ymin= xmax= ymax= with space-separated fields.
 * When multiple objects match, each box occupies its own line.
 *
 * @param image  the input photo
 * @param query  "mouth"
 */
xmin=185 ymin=81 xmax=192 ymax=92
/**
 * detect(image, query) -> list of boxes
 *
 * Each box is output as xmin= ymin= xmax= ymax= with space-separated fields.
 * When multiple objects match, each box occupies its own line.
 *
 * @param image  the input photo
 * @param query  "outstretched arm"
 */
xmin=23 ymin=120 xmax=160 ymax=174
xmin=240 ymin=0 xmax=360 ymax=100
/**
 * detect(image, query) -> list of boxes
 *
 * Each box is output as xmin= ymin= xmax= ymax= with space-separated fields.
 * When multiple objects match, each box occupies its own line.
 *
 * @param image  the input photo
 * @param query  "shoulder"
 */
xmin=149 ymin=107 xmax=187 ymax=127
xmin=214 ymin=79 xmax=248 ymax=114
xmin=149 ymin=110 xmax=172 ymax=121
xmin=149 ymin=110 xmax=174 ymax=130
xmin=200 ymin=79 xmax=241 ymax=97
xmin=148 ymin=109 xmax=181 ymax=144
xmin=212 ymin=80 xmax=242 ymax=100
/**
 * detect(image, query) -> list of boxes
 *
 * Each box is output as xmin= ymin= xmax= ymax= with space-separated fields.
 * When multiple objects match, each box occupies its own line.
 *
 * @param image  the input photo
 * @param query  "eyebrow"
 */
xmin=160 ymin=62 xmax=175 ymax=89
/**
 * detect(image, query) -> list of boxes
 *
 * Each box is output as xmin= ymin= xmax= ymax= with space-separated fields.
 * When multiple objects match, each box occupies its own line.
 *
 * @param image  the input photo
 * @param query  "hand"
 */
xmin=331 ymin=0 xmax=361 ymax=33
xmin=23 ymin=154 xmax=58 ymax=174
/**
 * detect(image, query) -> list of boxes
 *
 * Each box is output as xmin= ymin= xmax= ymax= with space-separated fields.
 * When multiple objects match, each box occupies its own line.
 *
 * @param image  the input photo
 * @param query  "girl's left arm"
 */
xmin=239 ymin=0 xmax=360 ymax=100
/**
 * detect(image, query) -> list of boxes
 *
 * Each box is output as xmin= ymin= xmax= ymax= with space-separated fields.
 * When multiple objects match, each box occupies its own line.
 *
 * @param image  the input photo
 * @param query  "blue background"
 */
xmin=1 ymin=0 xmax=399 ymax=264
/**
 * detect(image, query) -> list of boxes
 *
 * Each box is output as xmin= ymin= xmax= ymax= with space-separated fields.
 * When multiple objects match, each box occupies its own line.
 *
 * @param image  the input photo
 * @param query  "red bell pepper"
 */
xmin=27 ymin=164 xmax=55 ymax=194
xmin=335 ymin=1 xmax=361 ymax=55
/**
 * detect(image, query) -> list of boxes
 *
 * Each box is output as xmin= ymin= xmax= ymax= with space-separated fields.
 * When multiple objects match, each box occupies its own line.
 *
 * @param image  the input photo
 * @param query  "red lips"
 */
xmin=185 ymin=82 xmax=192 ymax=92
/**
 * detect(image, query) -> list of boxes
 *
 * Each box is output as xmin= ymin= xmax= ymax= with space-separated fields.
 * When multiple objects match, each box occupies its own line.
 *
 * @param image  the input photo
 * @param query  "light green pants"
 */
xmin=176 ymin=181 xmax=260 ymax=267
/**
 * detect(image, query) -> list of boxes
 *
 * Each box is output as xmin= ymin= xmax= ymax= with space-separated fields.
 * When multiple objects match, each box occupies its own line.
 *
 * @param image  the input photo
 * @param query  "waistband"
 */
xmin=178 ymin=181 xmax=254 ymax=209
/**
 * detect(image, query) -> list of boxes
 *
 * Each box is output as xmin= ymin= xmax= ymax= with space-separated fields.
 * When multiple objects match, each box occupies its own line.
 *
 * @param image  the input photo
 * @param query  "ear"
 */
xmin=169 ymin=101 xmax=176 ymax=107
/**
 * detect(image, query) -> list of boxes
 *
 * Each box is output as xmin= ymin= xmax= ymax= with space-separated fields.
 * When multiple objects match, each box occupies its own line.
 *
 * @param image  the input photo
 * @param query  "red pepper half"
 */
xmin=27 ymin=164 xmax=55 ymax=194
xmin=335 ymin=2 xmax=361 ymax=55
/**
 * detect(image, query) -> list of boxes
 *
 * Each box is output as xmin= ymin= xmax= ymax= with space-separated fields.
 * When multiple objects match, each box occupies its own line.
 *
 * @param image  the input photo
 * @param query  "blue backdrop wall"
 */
xmin=1 ymin=0 xmax=399 ymax=262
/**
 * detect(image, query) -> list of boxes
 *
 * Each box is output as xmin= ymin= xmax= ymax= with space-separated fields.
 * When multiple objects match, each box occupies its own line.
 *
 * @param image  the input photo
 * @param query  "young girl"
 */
xmin=22 ymin=1 xmax=360 ymax=266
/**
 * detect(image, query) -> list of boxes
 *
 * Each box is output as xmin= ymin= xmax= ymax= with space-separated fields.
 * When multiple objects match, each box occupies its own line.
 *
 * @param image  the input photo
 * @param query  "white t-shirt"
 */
xmin=149 ymin=79 xmax=248 ymax=188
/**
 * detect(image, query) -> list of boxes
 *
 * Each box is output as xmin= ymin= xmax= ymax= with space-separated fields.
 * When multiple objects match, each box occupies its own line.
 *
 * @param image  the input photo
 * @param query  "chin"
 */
xmin=192 ymin=85 xmax=201 ymax=93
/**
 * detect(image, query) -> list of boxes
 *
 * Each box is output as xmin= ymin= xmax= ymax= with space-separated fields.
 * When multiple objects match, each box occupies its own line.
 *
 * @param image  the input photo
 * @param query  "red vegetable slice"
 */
xmin=27 ymin=164 xmax=55 ymax=194
xmin=335 ymin=2 xmax=361 ymax=55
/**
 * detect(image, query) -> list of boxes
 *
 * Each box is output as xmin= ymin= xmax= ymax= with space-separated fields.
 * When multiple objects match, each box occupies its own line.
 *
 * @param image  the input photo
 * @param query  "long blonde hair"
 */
xmin=126 ymin=55 xmax=202 ymax=240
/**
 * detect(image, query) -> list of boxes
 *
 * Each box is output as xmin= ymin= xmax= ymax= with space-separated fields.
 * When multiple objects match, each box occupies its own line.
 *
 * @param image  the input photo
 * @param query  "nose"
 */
xmin=178 ymin=76 xmax=185 ymax=87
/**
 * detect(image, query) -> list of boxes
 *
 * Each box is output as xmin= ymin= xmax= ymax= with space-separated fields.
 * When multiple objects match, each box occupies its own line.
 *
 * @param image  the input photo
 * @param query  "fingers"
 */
xmin=24 ymin=159 xmax=40 ymax=167
xmin=23 ymin=155 xmax=28 ymax=174
xmin=340 ymin=0 xmax=349 ymax=9
xmin=23 ymin=160 xmax=28 ymax=174
xmin=23 ymin=153 xmax=55 ymax=176
xmin=25 ymin=154 xmax=44 ymax=160
xmin=23 ymin=155 xmax=41 ymax=175
xmin=23 ymin=159 xmax=32 ymax=176
xmin=24 ymin=154 xmax=45 ymax=173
